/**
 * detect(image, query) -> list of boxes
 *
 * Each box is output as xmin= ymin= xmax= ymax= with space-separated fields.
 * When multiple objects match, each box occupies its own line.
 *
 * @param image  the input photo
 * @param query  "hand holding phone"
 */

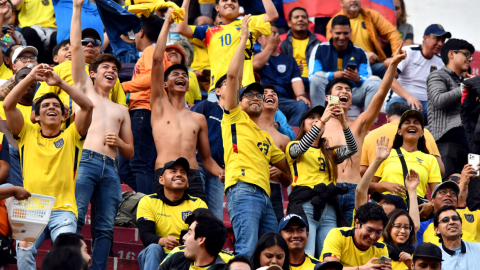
xmin=468 ymin=153 xmax=480 ymax=176
xmin=327 ymin=95 xmax=339 ymax=106
xmin=376 ymin=255 xmax=391 ymax=264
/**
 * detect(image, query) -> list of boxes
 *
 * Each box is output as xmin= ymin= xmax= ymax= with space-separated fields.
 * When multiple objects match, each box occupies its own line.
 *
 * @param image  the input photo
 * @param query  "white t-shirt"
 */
xmin=393 ymin=45 xmax=444 ymax=101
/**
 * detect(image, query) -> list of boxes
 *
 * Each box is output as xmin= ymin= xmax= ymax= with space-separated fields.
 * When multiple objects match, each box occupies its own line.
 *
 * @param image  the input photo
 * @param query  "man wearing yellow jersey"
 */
xmin=222 ymin=15 xmax=291 ymax=257
xmin=5 ymin=64 xmax=93 ymax=270
xmin=321 ymin=203 xmax=392 ymax=269
xmin=136 ymin=158 xmax=208 ymax=270
xmin=178 ymin=0 xmax=279 ymax=102
xmin=279 ymin=214 xmax=322 ymax=270
xmin=160 ymin=208 xmax=234 ymax=270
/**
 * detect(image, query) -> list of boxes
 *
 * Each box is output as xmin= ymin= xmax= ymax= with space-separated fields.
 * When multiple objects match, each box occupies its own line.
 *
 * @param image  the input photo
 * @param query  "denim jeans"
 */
xmin=198 ymin=162 xmax=224 ymax=221
xmin=270 ymin=182 xmax=284 ymax=222
xmin=17 ymin=210 xmax=77 ymax=270
xmin=371 ymin=62 xmax=387 ymax=78
xmin=6 ymin=144 xmax=22 ymax=187
xmin=118 ymin=109 xmax=157 ymax=194
xmin=302 ymin=201 xmax=337 ymax=257
xmin=75 ymin=149 xmax=122 ymax=270
xmin=138 ymin=244 xmax=167 ymax=270
xmin=309 ymin=72 xmax=381 ymax=110
xmin=278 ymin=97 xmax=310 ymax=127
xmin=337 ymin=182 xmax=357 ymax=225
xmin=386 ymin=96 xmax=428 ymax=125
xmin=226 ymin=182 xmax=278 ymax=257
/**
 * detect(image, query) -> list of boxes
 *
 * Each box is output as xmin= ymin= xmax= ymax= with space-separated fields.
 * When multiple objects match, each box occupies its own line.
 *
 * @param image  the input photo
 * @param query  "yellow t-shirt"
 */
xmin=291 ymin=254 xmax=321 ymax=270
xmin=185 ymin=71 xmax=202 ymax=105
xmin=417 ymin=219 xmax=476 ymax=245
xmin=292 ymin=36 xmax=309 ymax=78
xmin=337 ymin=58 xmax=343 ymax=71
xmin=457 ymin=207 xmax=480 ymax=242
xmin=360 ymin=123 xmax=440 ymax=167
xmin=198 ymin=0 xmax=215 ymax=4
xmin=286 ymin=141 xmax=336 ymax=189
xmin=162 ymin=246 xmax=234 ymax=267
xmin=221 ymin=106 xmax=285 ymax=196
xmin=34 ymin=61 xmax=127 ymax=130
xmin=0 ymin=62 xmax=13 ymax=80
xmin=320 ymin=227 xmax=389 ymax=267
xmin=374 ymin=148 xmax=441 ymax=199
xmin=192 ymin=15 xmax=268 ymax=92
xmin=136 ymin=194 xmax=208 ymax=253
xmin=349 ymin=14 xmax=374 ymax=53
xmin=16 ymin=0 xmax=56 ymax=28
xmin=391 ymin=260 xmax=409 ymax=270
xmin=189 ymin=27 xmax=210 ymax=72
xmin=16 ymin=122 xmax=84 ymax=217
xmin=0 ymin=101 xmax=33 ymax=125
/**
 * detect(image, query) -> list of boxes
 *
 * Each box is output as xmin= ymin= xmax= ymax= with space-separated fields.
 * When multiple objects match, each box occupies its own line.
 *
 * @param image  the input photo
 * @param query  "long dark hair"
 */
xmin=383 ymin=209 xmax=417 ymax=245
xmin=391 ymin=133 xmax=429 ymax=154
xmin=295 ymin=121 xmax=338 ymax=182
xmin=251 ymin=232 xmax=290 ymax=270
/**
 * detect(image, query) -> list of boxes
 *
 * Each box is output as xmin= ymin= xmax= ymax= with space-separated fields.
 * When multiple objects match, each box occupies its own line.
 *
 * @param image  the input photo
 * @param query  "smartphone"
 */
xmin=376 ymin=256 xmax=391 ymax=264
xmin=468 ymin=153 xmax=480 ymax=176
xmin=327 ymin=95 xmax=339 ymax=106
xmin=179 ymin=229 xmax=188 ymax=245
xmin=347 ymin=63 xmax=357 ymax=70
xmin=1 ymin=26 xmax=9 ymax=34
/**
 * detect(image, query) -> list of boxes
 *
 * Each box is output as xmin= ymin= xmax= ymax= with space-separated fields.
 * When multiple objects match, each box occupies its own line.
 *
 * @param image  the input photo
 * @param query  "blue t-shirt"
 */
xmin=54 ymin=0 xmax=104 ymax=44
xmin=191 ymin=100 xmax=224 ymax=168
xmin=255 ymin=50 xmax=302 ymax=99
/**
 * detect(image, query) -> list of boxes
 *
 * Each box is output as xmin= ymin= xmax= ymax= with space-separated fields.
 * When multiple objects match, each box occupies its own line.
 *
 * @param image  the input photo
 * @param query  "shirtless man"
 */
xmin=151 ymin=9 xmax=223 ymax=202
xmin=322 ymin=42 xmax=407 ymax=225
xmin=71 ymin=0 xmax=134 ymax=269
xmin=258 ymin=83 xmax=291 ymax=222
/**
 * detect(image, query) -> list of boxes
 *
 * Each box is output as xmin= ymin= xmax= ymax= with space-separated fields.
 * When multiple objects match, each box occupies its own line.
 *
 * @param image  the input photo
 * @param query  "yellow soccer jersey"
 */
xmin=291 ymin=254 xmax=321 ymax=270
xmin=0 ymin=101 xmax=34 ymax=125
xmin=0 ymin=62 xmax=12 ymax=80
xmin=286 ymin=141 xmax=336 ymax=189
xmin=16 ymin=0 xmax=56 ymax=28
xmin=320 ymin=227 xmax=389 ymax=267
xmin=391 ymin=260 xmax=409 ymax=270
xmin=349 ymin=14 xmax=374 ymax=53
xmin=16 ymin=122 xmax=85 ymax=217
xmin=34 ymin=61 xmax=127 ymax=130
xmin=291 ymin=36 xmax=309 ymax=77
xmin=185 ymin=71 xmax=202 ymax=105
xmin=189 ymin=26 xmax=210 ymax=72
xmin=192 ymin=15 xmax=267 ymax=92
xmin=456 ymin=207 xmax=480 ymax=242
xmin=374 ymin=148 xmax=441 ymax=199
xmin=162 ymin=245 xmax=234 ymax=267
xmin=417 ymin=218 xmax=476 ymax=245
xmin=136 ymin=194 xmax=207 ymax=253
xmin=222 ymin=106 xmax=285 ymax=196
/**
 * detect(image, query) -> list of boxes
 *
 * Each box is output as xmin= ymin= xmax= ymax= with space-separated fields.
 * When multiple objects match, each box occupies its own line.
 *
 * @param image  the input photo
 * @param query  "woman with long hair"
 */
xmin=372 ymin=110 xmax=441 ymax=202
xmin=251 ymin=232 xmax=290 ymax=270
xmin=286 ymin=101 xmax=358 ymax=257
xmin=394 ymin=0 xmax=414 ymax=45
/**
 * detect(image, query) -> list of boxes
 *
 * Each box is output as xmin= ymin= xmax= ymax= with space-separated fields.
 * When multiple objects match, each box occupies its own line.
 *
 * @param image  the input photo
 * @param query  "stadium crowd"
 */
xmin=0 ymin=0 xmax=479 ymax=270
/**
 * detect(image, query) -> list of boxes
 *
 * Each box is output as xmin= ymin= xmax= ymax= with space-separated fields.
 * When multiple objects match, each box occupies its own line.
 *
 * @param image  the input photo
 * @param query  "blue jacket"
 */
xmin=308 ymin=40 xmax=372 ymax=87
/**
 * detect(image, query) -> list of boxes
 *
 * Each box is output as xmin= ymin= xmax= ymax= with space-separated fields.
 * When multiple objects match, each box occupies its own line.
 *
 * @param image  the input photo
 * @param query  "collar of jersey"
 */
xmin=352 ymin=229 xmax=370 ymax=251
xmin=40 ymin=130 xmax=62 ymax=139
xmin=156 ymin=188 xmax=189 ymax=206
xmin=290 ymin=253 xmax=306 ymax=266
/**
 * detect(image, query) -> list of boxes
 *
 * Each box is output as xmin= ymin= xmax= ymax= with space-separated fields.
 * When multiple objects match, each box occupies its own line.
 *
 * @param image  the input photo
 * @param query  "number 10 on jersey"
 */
xmin=219 ymin=34 xmax=232 ymax=46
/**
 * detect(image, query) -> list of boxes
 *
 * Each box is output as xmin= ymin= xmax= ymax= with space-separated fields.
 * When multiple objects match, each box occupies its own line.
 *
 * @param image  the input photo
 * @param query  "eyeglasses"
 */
xmin=392 ymin=224 xmax=412 ymax=232
xmin=242 ymin=92 xmax=264 ymax=101
xmin=452 ymin=50 xmax=473 ymax=62
xmin=437 ymin=189 xmax=458 ymax=197
xmin=81 ymin=38 xmax=101 ymax=47
xmin=439 ymin=215 xmax=461 ymax=224
xmin=447 ymin=176 xmax=461 ymax=182
xmin=360 ymin=222 xmax=384 ymax=237
xmin=221 ymin=81 xmax=227 ymax=87
xmin=15 ymin=56 xmax=37 ymax=63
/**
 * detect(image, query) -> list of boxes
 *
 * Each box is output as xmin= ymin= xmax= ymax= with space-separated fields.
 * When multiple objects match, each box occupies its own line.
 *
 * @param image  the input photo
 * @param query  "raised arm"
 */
xmin=224 ymin=15 xmax=251 ymax=111
xmin=405 ymin=169 xmax=421 ymax=232
xmin=360 ymin=42 xmax=406 ymax=132
xmin=356 ymin=136 xmax=390 ymax=209
xmin=262 ymin=0 xmax=279 ymax=23
xmin=71 ymin=0 xmax=90 ymax=89
xmin=43 ymin=70 xmax=93 ymax=137
xmin=458 ymin=164 xmax=476 ymax=207
xmin=177 ymin=0 xmax=193 ymax=39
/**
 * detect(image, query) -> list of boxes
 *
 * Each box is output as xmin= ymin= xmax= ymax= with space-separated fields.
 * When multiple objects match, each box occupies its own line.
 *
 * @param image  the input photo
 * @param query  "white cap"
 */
xmin=12 ymin=46 xmax=38 ymax=63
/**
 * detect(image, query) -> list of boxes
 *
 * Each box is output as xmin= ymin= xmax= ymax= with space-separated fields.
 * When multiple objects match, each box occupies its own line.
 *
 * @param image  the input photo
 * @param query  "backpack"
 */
xmin=114 ymin=191 xmax=146 ymax=228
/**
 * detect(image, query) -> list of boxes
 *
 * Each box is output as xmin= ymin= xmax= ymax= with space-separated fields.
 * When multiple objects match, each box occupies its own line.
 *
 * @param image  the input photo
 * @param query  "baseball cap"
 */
xmin=82 ymin=28 xmax=102 ymax=41
xmin=166 ymin=43 xmax=188 ymax=66
xmin=424 ymin=24 xmax=451 ymax=39
xmin=398 ymin=110 xmax=424 ymax=129
xmin=184 ymin=208 xmax=215 ymax=225
xmin=314 ymin=261 xmax=343 ymax=270
xmin=257 ymin=265 xmax=283 ymax=270
xmin=278 ymin=213 xmax=308 ymax=232
xmin=299 ymin=105 xmax=326 ymax=126
xmin=157 ymin=157 xmax=190 ymax=177
xmin=431 ymin=180 xmax=460 ymax=198
xmin=238 ymin=82 xmax=264 ymax=99
xmin=371 ymin=192 xmax=407 ymax=210
xmin=413 ymin=242 xmax=443 ymax=261
xmin=12 ymin=46 xmax=38 ymax=63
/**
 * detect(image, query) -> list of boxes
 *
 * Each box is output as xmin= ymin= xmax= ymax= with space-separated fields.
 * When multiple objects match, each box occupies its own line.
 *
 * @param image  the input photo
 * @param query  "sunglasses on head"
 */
xmin=81 ymin=38 xmax=101 ymax=47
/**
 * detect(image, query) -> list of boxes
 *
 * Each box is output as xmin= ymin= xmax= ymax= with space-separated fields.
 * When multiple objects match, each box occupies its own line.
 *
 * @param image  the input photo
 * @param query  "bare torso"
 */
xmin=151 ymin=105 xmax=202 ymax=170
xmin=80 ymin=93 xmax=126 ymax=159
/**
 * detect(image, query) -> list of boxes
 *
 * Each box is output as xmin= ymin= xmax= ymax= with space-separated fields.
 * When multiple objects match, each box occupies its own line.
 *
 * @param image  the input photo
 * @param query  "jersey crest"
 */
xmin=54 ymin=138 xmax=64 ymax=149
xmin=464 ymin=214 xmax=474 ymax=223
xmin=277 ymin=64 xmax=286 ymax=73
xmin=182 ymin=210 xmax=192 ymax=221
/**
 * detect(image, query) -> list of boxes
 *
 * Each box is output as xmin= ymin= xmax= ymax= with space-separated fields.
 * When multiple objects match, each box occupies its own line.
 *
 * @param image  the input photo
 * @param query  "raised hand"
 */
xmin=391 ymin=41 xmax=407 ymax=65
xmin=27 ymin=64 xmax=52 ymax=82
xmin=241 ymin=14 xmax=251 ymax=40
xmin=319 ymin=103 xmax=338 ymax=124
xmin=44 ymin=70 xmax=63 ymax=87
xmin=374 ymin=136 xmax=391 ymax=162
xmin=405 ymin=169 xmax=420 ymax=192
xmin=165 ymin=7 xmax=174 ymax=24
xmin=0 ymin=0 xmax=8 ymax=15
xmin=72 ymin=0 xmax=84 ymax=7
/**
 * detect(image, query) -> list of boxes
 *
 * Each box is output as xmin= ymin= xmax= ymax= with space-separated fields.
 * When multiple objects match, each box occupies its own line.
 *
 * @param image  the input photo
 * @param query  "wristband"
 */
xmin=298 ymin=93 xmax=307 ymax=98
xmin=319 ymin=118 xmax=326 ymax=125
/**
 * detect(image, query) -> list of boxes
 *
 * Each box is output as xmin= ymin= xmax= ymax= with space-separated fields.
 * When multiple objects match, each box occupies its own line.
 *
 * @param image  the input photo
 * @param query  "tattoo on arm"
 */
xmin=0 ymin=78 xmax=15 ymax=100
